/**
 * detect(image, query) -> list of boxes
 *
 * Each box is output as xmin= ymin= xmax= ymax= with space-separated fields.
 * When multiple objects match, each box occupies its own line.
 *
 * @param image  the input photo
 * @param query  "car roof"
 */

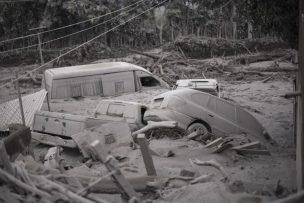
xmin=155 ymin=88 xmax=209 ymax=98
xmin=176 ymin=79 xmax=218 ymax=84
xmin=45 ymin=62 xmax=151 ymax=80
xmin=97 ymin=99 xmax=147 ymax=107
xmin=154 ymin=88 xmax=234 ymax=105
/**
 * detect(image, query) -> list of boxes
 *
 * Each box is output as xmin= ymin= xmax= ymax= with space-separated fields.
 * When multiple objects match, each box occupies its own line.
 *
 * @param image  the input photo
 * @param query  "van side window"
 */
xmin=140 ymin=76 xmax=160 ymax=87
xmin=115 ymin=81 xmax=124 ymax=94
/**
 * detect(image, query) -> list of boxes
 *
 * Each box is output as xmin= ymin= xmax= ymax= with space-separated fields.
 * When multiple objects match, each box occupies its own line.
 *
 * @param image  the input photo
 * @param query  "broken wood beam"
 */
xmin=137 ymin=134 xmax=157 ymax=176
xmin=190 ymin=159 xmax=228 ymax=179
xmin=129 ymin=49 xmax=161 ymax=60
xmin=232 ymin=141 xmax=261 ymax=150
xmin=77 ymin=171 xmax=116 ymax=196
xmin=187 ymin=131 xmax=200 ymax=140
xmin=89 ymin=140 xmax=138 ymax=200
xmin=205 ymin=137 xmax=223 ymax=148
xmin=0 ymin=168 xmax=51 ymax=199
xmin=212 ymin=143 xmax=233 ymax=153
xmin=31 ymin=132 xmax=77 ymax=148
xmin=132 ymin=121 xmax=177 ymax=138
xmin=234 ymin=148 xmax=271 ymax=156
xmin=31 ymin=175 xmax=96 ymax=203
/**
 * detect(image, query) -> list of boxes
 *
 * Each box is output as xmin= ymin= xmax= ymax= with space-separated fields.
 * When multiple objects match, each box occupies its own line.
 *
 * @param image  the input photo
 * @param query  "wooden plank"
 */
xmin=31 ymin=132 xmax=77 ymax=148
xmin=132 ymin=121 xmax=177 ymax=138
xmin=232 ymin=141 xmax=261 ymax=150
xmin=89 ymin=140 xmax=138 ymax=200
xmin=187 ymin=131 xmax=200 ymax=139
xmin=297 ymin=0 xmax=304 ymax=191
xmin=234 ymin=149 xmax=271 ymax=156
xmin=205 ymin=137 xmax=223 ymax=148
xmin=212 ymin=143 xmax=233 ymax=153
xmin=137 ymin=134 xmax=157 ymax=176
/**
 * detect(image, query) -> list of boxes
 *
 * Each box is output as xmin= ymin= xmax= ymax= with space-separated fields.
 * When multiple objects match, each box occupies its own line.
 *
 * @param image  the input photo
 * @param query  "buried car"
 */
xmin=144 ymin=89 xmax=268 ymax=138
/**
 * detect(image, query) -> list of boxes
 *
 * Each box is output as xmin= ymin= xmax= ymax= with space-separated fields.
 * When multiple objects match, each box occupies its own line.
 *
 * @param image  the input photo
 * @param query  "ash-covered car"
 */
xmin=144 ymin=89 xmax=267 ymax=138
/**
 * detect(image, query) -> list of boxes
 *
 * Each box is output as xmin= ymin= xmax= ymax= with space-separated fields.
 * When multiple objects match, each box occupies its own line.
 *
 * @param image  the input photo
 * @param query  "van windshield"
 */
xmin=140 ymin=76 xmax=160 ymax=87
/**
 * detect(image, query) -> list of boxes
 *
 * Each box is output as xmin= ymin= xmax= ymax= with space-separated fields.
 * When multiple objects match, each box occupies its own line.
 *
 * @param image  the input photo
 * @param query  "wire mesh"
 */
xmin=0 ymin=80 xmax=24 ymax=132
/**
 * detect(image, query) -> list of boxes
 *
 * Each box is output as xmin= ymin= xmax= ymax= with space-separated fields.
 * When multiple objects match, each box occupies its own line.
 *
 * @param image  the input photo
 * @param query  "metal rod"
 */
xmin=43 ymin=72 xmax=51 ymax=111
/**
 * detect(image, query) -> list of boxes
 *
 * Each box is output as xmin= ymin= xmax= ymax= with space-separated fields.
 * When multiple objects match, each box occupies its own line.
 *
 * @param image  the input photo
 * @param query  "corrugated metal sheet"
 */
xmin=0 ymin=89 xmax=47 ymax=131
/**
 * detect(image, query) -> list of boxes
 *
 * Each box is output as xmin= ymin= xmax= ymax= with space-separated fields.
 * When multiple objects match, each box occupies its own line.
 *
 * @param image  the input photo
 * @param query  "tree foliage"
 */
xmin=0 ymin=0 xmax=299 ymax=50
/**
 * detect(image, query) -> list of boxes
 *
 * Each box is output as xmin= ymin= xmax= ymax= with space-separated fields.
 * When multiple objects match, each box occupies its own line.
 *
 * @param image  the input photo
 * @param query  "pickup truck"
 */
xmin=32 ymin=100 xmax=148 ymax=137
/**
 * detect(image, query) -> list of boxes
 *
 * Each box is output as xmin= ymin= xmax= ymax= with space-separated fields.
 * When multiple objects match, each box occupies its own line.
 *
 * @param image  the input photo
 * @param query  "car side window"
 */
xmin=191 ymin=93 xmax=209 ymax=107
xmin=107 ymin=104 xmax=124 ymax=117
xmin=167 ymin=95 xmax=186 ymax=110
xmin=216 ymin=99 xmax=236 ymax=121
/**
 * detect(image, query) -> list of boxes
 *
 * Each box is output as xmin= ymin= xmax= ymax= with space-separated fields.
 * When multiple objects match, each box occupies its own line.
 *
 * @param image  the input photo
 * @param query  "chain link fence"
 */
xmin=0 ymin=77 xmax=25 ymax=135
xmin=0 ymin=74 xmax=47 ymax=136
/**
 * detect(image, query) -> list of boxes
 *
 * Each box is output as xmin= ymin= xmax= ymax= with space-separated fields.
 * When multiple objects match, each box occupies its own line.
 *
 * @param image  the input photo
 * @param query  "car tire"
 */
xmin=187 ymin=123 xmax=209 ymax=141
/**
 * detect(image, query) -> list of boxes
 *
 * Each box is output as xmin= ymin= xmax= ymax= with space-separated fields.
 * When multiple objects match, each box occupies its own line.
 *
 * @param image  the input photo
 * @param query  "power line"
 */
xmin=0 ymin=0 xmax=145 ymax=44
xmin=0 ymin=1 xmax=144 ymax=54
xmin=0 ymin=0 xmax=168 ymax=89
xmin=0 ymin=0 xmax=34 ymax=2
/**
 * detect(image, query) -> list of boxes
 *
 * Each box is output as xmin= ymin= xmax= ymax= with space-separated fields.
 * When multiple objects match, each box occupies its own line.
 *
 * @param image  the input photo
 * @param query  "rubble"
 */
xmin=0 ymin=38 xmax=298 ymax=202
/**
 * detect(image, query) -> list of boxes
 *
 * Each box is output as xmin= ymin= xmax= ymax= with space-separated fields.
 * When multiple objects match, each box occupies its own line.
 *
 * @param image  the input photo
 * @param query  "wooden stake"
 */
xmin=15 ymin=73 xmax=25 ymax=126
xmin=137 ymin=134 xmax=157 ymax=176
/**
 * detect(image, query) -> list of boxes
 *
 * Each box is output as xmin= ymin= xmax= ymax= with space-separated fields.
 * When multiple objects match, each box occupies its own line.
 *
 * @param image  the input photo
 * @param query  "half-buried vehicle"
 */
xmin=144 ymin=89 xmax=268 ymax=138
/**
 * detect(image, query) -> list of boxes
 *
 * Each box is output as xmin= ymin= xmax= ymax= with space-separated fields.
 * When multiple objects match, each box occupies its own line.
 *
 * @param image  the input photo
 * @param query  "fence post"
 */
xmin=15 ymin=73 xmax=25 ymax=126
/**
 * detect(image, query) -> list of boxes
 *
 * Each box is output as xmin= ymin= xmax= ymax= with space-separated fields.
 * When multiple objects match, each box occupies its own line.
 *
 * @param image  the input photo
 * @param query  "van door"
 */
xmin=101 ymin=71 xmax=135 ymax=96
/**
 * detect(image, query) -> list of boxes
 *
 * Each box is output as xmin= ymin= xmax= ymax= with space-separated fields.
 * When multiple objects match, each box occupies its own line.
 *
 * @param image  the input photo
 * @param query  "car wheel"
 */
xmin=187 ymin=123 xmax=209 ymax=141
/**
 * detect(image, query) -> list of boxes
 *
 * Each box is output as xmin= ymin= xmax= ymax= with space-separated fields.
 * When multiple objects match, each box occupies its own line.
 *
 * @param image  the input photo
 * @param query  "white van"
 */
xmin=43 ymin=62 xmax=169 ymax=99
xmin=176 ymin=79 xmax=219 ymax=96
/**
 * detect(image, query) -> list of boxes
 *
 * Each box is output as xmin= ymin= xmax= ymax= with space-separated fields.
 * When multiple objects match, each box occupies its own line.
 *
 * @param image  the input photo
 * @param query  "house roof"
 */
xmin=45 ymin=62 xmax=150 ymax=80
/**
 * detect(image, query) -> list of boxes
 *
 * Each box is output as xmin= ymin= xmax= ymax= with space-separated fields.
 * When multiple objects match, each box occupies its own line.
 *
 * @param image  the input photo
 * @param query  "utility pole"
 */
xmin=37 ymin=33 xmax=44 ymax=64
xmin=29 ymin=26 xmax=46 ymax=65
xmin=297 ymin=0 xmax=304 ymax=192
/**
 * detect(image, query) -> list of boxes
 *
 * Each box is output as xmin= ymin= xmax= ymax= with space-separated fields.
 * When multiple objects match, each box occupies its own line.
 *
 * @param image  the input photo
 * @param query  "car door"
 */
xmin=206 ymin=97 xmax=240 ymax=136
